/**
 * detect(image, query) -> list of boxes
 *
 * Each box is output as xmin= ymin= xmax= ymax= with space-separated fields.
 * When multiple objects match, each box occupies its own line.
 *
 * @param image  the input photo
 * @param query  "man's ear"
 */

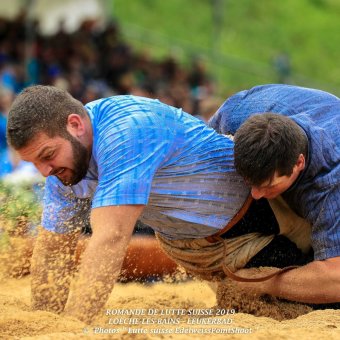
xmin=296 ymin=153 xmax=305 ymax=171
xmin=66 ymin=114 xmax=85 ymax=137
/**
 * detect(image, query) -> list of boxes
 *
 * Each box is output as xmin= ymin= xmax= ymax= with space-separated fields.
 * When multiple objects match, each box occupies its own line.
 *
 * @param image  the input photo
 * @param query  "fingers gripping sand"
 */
xmin=1 ymin=277 xmax=340 ymax=340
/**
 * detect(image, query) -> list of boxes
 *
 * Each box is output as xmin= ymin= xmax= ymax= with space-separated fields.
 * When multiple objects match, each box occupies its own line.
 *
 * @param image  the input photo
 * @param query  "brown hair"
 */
xmin=234 ymin=113 xmax=307 ymax=185
xmin=7 ymin=85 xmax=87 ymax=149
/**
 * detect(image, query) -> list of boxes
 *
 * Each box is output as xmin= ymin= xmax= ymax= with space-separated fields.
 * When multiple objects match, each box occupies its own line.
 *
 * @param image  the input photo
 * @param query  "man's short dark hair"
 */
xmin=234 ymin=113 xmax=307 ymax=186
xmin=7 ymin=85 xmax=87 ymax=149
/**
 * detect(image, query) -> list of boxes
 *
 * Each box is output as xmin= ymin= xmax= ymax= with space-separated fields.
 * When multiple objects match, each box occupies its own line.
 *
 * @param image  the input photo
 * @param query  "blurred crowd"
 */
xmin=0 ymin=12 xmax=221 ymax=179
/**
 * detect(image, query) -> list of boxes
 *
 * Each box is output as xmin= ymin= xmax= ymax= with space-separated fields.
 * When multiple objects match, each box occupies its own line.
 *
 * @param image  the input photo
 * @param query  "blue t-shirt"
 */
xmin=42 ymin=95 xmax=249 ymax=239
xmin=209 ymin=84 xmax=340 ymax=260
xmin=0 ymin=114 xmax=13 ymax=177
xmin=0 ymin=114 xmax=7 ymax=150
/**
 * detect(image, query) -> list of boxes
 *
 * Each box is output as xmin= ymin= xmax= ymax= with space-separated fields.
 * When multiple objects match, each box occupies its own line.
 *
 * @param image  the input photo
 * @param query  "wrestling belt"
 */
xmin=205 ymin=195 xmax=298 ymax=282
xmin=157 ymin=195 xmax=300 ymax=283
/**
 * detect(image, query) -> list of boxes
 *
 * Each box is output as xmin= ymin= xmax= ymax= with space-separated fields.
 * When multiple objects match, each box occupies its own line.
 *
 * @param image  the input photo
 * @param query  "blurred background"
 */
xmin=0 ymin=0 xmax=339 ymax=277
xmin=1 ymin=0 xmax=340 ymax=115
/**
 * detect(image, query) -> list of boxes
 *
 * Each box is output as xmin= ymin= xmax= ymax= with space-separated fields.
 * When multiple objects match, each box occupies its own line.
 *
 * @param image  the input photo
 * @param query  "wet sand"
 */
xmin=1 ymin=276 xmax=340 ymax=340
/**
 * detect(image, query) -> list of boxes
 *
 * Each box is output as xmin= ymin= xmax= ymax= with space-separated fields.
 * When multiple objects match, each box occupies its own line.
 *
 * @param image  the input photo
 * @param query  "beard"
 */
xmin=60 ymin=134 xmax=91 ymax=186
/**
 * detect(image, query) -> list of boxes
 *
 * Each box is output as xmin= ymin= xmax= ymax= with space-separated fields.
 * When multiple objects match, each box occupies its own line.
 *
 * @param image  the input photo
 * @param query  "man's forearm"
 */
xmin=63 ymin=205 xmax=142 ymax=324
xmin=31 ymin=228 xmax=78 ymax=312
xmin=64 ymin=230 xmax=131 ymax=323
xmin=237 ymin=258 xmax=340 ymax=303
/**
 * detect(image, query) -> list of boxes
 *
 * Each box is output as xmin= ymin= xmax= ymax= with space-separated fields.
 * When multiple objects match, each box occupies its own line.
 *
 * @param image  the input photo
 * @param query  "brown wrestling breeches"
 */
xmin=156 ymin=196 xmax=311 ymax=281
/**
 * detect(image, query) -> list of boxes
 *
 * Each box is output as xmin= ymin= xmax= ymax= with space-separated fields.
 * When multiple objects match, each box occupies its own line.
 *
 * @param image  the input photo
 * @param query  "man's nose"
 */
xmin=251 ymin=187 xmax=266 ymax=200
xmin=36 ymin=163 xmax=53 ymax=177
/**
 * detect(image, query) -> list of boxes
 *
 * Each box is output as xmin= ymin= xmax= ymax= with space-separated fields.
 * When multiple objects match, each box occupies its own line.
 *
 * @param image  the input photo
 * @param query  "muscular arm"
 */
xmin=31 ymin=227 xmax=79 ymax=312
xmin=64 ymin=204 xmax=144 ymax=323
xmin=236 ymin=257 xmax=340 ymax=303
xmin=256 ymin=186 xmax=340 ymax=303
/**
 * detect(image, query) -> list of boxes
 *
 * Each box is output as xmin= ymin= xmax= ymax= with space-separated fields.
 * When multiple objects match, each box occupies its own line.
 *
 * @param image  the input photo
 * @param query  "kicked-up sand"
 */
xmin=0 ymin=232 xmax=339 ymax=339
xmin=1 ymin=275 xmax=340 ymax=340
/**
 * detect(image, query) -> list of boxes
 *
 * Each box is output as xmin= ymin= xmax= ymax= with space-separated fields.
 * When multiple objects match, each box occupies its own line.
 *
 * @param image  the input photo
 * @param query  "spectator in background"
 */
xmin=0 ymin=13 xmax=217 ymax=117
xmin=0 ymin=86 xmax=14 ymax=176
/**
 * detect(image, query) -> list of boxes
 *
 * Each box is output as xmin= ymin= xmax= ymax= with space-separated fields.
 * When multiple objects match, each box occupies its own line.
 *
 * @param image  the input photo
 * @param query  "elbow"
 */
xmin=90 ymin=221 xmax=134 ymax=248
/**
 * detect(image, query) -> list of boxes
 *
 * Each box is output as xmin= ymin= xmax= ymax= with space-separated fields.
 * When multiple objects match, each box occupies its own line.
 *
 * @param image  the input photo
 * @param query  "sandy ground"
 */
xmin=1 ymin=232 xmax=339 ymax=339
xmin=1 ymin=275 xmax=340 ymax=340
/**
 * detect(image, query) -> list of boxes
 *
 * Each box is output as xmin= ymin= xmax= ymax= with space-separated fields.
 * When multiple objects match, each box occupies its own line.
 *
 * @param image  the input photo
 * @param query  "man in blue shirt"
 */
xmin=209 ymin=84 xmax=340 ymax=305
xmin=8 ymin=85 xmax=311 ymax=323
